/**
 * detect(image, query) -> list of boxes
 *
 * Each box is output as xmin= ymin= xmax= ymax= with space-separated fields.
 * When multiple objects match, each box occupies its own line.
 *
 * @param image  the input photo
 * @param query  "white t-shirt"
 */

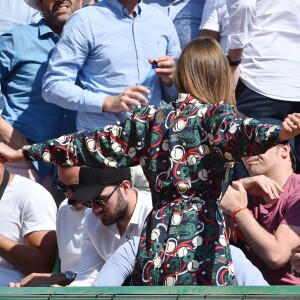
xmin=70 ymin=188 xmax=152 ymax=286
xmin=56 ymin=199 xmax=86 ymax=273
xmin=200 ymin=0 xmax=229 ymax=53
xmin=239 ymin=0 xmax=300 ymax=101
xmin=0 ymin=175 xmax=57 ymax=287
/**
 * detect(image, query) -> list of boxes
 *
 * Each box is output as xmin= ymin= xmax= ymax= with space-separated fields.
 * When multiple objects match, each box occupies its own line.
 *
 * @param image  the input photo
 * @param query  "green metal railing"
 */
xmin=0 ymin=286 xmax=300 ymax=300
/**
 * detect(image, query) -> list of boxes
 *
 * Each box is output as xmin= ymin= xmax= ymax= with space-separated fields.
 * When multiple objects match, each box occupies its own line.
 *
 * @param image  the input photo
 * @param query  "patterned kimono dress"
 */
xmin=26 ymin=94 xmax=281 ymax=286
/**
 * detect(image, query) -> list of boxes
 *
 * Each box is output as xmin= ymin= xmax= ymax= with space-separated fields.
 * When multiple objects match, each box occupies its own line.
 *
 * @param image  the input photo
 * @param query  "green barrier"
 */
xmin=0 ymin=286 xmax=300 ymax=300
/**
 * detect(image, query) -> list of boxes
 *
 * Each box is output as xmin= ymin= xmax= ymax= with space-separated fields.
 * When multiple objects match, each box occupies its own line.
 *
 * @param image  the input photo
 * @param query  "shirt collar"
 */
xmin=38 ymin=18 xmax=59 ymax=39
xmin=105 ymin=0 xmax=142 ymax=18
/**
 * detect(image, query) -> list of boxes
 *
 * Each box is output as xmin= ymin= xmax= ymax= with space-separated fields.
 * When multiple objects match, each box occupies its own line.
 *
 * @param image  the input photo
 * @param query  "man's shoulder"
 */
xmin=8 ymin=175 xmax=55 ymax=204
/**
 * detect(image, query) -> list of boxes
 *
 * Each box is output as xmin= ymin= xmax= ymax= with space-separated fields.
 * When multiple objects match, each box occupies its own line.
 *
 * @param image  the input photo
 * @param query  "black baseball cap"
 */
xmin=68 ymin=167 xmax=131 ymax=205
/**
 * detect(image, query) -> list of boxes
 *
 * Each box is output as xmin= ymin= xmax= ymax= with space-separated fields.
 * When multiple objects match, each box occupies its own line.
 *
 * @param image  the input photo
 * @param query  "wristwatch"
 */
xmin=62 ymin=271 xmax=77 ymax=282
xmin=291 ymin=267 xmax=300 ymax=278
xmin=226 ymin=55 xmax=241 ymax=67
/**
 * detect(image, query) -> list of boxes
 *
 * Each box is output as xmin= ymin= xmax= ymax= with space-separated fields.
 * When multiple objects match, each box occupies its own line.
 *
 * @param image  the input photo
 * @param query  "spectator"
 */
xmin=42 ymin=0 xmax=181 ymax=132
xmin=0 ymin=0 xmax=82 ymax=205
xmin=67 ymin=167 xmax=152 ymax=286
xmin=226 ymin=0 xmax=300 ymax=171
xmin=92 ymin=236 xmax=268 ymax=286
xmin=0 ymin=163 xmax=57 ymax=287
xmin=1 ymin=37 xmax=300 ymax=286
xmin=0 ymin=1 xmax=40 ymax=35
xmin=199 ymin=0 xmax=229 ymax=53
xmin=144 ymin=0 xmax=205 ymax=49
xmin=0 ymin=0 xmax=41 ymax=111
xmin=220 ymin=142 xmax=300 ymax=284
xmin=8 ymin=166 xmax=86 ymax=287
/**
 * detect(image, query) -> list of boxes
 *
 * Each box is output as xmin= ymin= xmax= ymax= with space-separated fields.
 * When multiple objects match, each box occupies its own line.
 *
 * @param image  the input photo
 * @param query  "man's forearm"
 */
xmin=235 ymin=210 xmax=289 ymax=269
xmin=0 ymin=234 xmax=56 ymax=274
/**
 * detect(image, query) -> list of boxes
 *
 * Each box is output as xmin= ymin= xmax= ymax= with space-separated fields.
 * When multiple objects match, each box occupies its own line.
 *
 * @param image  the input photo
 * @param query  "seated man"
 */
xmin=0 ymin=163 xmax=57 ymax=287
xmin=220 ymin=142 xmax=300 ymax=285
xmin=9 ymin=166 xmax=86 ymax=287
xmin=69 ymin=167 xmax=152 ymax=286
xmin=92 ymin=236 xmax=268 ymax=286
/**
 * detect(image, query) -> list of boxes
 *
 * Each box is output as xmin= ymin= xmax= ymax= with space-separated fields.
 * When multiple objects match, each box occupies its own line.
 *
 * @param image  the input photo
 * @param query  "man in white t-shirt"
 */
xmin=225 ymin=0 xmax=300 ymax=171
xmin=8 ymin=166 xmax=86 ymax=287
xmin=0 ymin=163 xmax=57 ymax=287
xmin=199 ymin=0 xmax=229 ymax=53
xmin=68 ymin=167 xmax=152 ymax=286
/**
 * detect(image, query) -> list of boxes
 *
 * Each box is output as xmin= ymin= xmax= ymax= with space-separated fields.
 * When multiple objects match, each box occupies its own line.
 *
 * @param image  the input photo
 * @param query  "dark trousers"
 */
xmin=235 ymin=80 xmax=300 ymax=174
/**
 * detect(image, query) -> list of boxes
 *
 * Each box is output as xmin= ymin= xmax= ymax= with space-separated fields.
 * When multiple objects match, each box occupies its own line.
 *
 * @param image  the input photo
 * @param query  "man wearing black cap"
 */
xmin=67 ymin=167 xmax=152 ymax=286
xmin=220 ymin=143 xmax=300 ymax=285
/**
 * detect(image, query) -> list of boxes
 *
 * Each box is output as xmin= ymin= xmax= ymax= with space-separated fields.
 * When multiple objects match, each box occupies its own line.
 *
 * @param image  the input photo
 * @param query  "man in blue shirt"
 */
xmin=144 ymin=0 xmax=206 ymax=49
xmin=0 ymin=0 xmax=83 ymax=204
xmin=42 ymin=0 xmax=181 ymax=131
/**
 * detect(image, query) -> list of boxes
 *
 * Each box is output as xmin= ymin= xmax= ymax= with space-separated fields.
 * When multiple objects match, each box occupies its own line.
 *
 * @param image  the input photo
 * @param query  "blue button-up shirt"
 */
xmin=0 ymin=19 xmax=77 ymax=144
xmin=42 ymin=0 xmax=181 ymax=130
xmin=144 ymin=0 xmax=205 ymax=49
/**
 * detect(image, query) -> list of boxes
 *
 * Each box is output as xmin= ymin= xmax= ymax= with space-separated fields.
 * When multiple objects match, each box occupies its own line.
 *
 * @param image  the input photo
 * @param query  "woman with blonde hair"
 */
xmin=0 ymin=37 xmax=299 ymax=286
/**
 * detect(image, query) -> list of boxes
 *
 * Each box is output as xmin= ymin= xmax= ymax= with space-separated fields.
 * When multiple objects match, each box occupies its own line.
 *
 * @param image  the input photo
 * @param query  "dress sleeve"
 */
xmin=25 ymin=106 xmax=155 ymax=168
xmin=203 ymin=102 xmax=281 ymax=162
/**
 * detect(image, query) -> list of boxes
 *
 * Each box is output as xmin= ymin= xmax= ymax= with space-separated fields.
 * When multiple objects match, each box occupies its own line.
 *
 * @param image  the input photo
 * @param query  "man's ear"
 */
xmin=120 ymin=180 xmax=131 ymax=196
xmin=280 ymin=143 xmax=290 ymax=159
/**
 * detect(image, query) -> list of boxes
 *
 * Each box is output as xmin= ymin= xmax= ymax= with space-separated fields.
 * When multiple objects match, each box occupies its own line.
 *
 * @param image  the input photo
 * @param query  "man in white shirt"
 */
xmin=67 ymin=167 xmax=152 ymax=286
xmin=225 ymin=0 xmax=300 ymax=171
xmin=0 ymin=163 xmax=57 ymax=287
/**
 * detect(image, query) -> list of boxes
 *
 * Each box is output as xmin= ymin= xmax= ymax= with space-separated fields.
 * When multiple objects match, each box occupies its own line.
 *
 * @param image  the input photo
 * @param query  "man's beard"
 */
xmin=101 ymin=189 xmax=129 ymax=226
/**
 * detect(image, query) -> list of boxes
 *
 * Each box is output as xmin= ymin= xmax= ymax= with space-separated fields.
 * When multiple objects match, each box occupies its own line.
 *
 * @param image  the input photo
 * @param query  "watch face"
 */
xmin=64 ymin=271 xmax=76 ymax=281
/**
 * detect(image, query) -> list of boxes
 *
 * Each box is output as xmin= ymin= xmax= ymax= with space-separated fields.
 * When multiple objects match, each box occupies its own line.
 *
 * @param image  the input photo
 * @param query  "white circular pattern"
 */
xmin=187 ymin=260 xmax=200 ymax=272
xmin=219 ymin=234 xmax=227 ymax=247
xmin=174 ymin=120 xmax=187 ymax=131
xmin=151 ymin=228 xmax=160 ymax=240
xmin=87 ymin=138 xmax=96 ymax=150
xmin=177 ymin=247 xmax=188 ymax=257
xmin=165 ymin=241 xmax=176 ymax=253
xmin=42 ymin=152 xmax=51 ymax=162
xmin=171 ymin=214 xmax=182 ymax=225
xmin=165 ymin=276 xmax=176 ymax=286
xmin=192 ymin=236 xmax=203 ymax=247
xmin=111 ymin=142 xmax=122 ymax=152
xmin=153 ymin=257 xmax=163 ymax=268
xmin=170 ymin=148 xmax=184 ymax=161
xmin=187 ymin=154 xmax=197 ymax=165
xmin=128 ymin=147 xmax=136 ymax=158
xmin=198 ymin=169 xmax=208 ymax=181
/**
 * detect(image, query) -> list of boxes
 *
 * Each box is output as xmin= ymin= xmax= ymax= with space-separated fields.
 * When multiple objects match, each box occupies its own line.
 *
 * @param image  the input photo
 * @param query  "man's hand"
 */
xmin=150 ymin=56 xmax=175 ymax=87
xmin=8 ymin=272 xmax=68 ymax=287
xmin=291 ymin=245 xmax=300 ymax=274
xmin=103 ymin=85 xmax=149 ymax=113
xmin=0 ymin=116 xmax=27 ymax=149
xmin=0 ymin=143 xmax=25 ymax=164
xmin=279 ymin=113 xmax=300 ymax=141
xmin=241 ymin=175 xmax=283 ymax=203
xmin=220 ymin=180 xmax=248 ymax=216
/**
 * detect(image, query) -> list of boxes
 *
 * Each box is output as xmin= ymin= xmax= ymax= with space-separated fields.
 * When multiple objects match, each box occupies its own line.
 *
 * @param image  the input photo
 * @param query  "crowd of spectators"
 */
xmin=0 ymin=0 xmax=300 ymax=288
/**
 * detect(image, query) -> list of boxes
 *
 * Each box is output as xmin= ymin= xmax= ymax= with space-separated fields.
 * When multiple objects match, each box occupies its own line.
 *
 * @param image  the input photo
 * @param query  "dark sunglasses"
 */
xmin=81 ymin=183 xmax=120 ymax=208
xmin=55 ymin=180 xmax=80 ymax=193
